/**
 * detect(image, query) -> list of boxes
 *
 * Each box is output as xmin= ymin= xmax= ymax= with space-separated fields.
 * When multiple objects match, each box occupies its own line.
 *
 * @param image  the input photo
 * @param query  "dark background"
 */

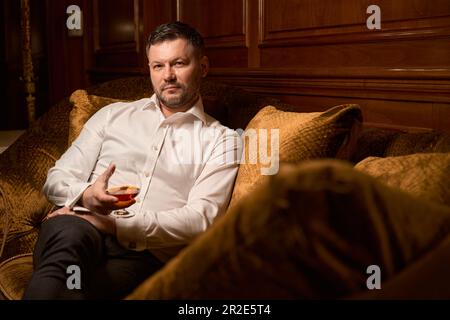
xmin=1 ymin=0 xmax=449 ymax=131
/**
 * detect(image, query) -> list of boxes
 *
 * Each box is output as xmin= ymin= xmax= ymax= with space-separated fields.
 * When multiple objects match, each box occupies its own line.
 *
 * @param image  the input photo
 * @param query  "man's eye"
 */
xmin=153 ymin=65 xmax=162 ymax=70
xmin=175 ymin=61 xmax=184 ymax=66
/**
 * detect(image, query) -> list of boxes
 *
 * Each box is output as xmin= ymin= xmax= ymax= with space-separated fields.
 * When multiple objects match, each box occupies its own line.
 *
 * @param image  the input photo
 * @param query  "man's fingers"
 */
xmin=97 ymin=192 xmax=119 ymax=204
xmin=44 ymin=206 xmax=73 ymax=221
xmin=98 ymin=163 xmax=116 ymax=184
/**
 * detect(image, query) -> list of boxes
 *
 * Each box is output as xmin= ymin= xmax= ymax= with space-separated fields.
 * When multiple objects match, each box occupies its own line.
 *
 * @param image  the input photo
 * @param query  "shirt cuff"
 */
xmin=115 ymin=214 xmax=146 ymax=251
xmin=64 ymin=182 xmax=93 ymax=209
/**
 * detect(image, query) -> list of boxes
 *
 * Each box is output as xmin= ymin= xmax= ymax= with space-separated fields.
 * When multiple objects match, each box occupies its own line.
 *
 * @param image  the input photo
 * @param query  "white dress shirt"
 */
xmin=43 ymin=94 xmax=241 ymax=262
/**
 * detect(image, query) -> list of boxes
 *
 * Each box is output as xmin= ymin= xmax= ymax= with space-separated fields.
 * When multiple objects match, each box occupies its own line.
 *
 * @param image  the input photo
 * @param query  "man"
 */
xmin=23 ymin=22 xmax=241 ymax=299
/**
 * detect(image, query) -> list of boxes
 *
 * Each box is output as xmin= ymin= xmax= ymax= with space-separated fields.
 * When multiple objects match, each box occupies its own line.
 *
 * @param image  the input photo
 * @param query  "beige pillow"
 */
xmin=68 ymin=89 xmax=128 ymax=145
xmin=355 ymin=153 xmax=450 ymax=206
xmin=229 ymin=104 xmax=362 ymax=207
xmin=126 ymin=160 xmax=450 ymax=299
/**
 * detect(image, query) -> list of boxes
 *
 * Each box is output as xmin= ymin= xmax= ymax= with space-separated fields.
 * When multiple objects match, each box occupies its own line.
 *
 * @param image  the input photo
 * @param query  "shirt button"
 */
xmin=144 ymin=171 xmax=150 ymax=177
xmin=152 ymin=145 xmax=158 ymax=151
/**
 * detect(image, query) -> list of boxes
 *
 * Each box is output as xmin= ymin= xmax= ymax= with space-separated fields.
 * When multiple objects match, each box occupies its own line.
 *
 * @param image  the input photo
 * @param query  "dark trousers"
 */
xmin=23 ymin=215 xmax=164 ymax=300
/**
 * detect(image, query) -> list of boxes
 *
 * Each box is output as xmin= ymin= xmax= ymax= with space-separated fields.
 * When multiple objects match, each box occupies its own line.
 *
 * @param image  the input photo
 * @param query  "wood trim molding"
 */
xmin=94 ymin=42 xmax=138 ymax=54
xmin=92 ymin=0 xmax=141 ymax=53
xmin=362 ymin=122 xmax=434 ymax=133
xmin=210 ymin=67 xmax=450 ymax=79
xmin=260 ymin=1 xmax=450 ymax=47
xmin=89 ymin=66 xmax=145 ymax=77
xmin=208 ymin=67 xmax=450 ymax=103
xmin=260 ymin=24 xmax=450 ymax=47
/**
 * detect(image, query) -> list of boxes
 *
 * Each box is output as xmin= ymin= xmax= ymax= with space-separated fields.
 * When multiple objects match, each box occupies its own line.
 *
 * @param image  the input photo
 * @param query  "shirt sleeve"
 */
xmin=42 ymin=105 xmax=112 ymax=208
xmin=115 ymin=128 xmax=242 ymax=251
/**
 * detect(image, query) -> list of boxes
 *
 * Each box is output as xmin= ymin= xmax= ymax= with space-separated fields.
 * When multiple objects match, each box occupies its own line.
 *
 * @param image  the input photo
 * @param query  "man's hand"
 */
xmin=45 ymin=206 xmax=117 ymax=235
xmin=80 ymin=163 xmax=136 ymax=215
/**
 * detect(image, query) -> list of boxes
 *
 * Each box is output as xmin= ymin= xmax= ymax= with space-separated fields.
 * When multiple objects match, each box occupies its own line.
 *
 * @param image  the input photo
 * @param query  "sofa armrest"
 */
xmin=0 ymin=99 xmax=71 ymax=263
xmin=349 ymin=235 xmax=450 ymax=299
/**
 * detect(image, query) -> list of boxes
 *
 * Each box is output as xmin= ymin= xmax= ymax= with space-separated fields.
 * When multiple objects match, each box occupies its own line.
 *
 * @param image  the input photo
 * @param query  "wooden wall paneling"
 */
xmin=432 ymin=103 xmax=450 ymax=132
xmin=89 ymin=0 xmax=179 ymax=82
xmin=30 ymin=0 xmax=50 ymax=119
xmin=260 ymin=0 xmax=450 ymax=46
xmin=46 ymin=0 xmax=88 ymax=105
xmin=1 ymin=0 xmax=27 ymax=129
xmin=55 ymin=0 xmax=450 ymax=132
xmin=203 ymin=0 xmax=450 ymax=132
xmin=208 ymin=68 xmax=450 ymax=102
xmin=91 ymin=0 xmax=143 ymax=79
xmin=178 ymin=0 xmax=248 ymax=67
xmin=142 ymin=0 xmax=177 ymax=60
xmin=208 ymin=67 xmax=450 ymax=132
xmin=260 ymin=38 xmax=450 ymax=69
xmin=82 ymin=0 xmax=94 ymax=87
xmin=246 ymin=0 xmax=260 ymax=67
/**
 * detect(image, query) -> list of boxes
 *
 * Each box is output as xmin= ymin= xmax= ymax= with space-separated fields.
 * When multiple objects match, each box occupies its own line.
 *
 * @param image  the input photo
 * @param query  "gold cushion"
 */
xmin=0 ymin=254 xmax=33 ymax=300
xmin=229 ymin=104 xmax=362 ymax=207
xmin=355 ymin=153 xmax=450 ymax=206
xmin=126 ymin=160 xmax=450 ymax=299
xmin=385 ymin=132 xmax=450 ymax=156
xmin=68 ymin=90 xmax=128 ymax=145
xmin=352 ymin=129 xmax=450 ymax=163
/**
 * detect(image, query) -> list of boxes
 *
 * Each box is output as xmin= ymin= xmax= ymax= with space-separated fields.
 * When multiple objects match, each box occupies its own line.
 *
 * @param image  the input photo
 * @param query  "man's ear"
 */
xmin=200 ymin=56 xmax=209 ymax=78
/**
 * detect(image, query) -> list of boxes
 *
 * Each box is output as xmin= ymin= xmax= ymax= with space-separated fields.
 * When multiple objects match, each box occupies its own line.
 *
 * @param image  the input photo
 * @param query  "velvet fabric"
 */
xmin=127 ymin=160 xmax=450 ymax=299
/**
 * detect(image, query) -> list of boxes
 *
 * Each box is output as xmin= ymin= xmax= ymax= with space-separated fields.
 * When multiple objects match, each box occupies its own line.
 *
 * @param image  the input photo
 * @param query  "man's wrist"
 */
xmin=78 ymin=185 xmax=91 ymax=208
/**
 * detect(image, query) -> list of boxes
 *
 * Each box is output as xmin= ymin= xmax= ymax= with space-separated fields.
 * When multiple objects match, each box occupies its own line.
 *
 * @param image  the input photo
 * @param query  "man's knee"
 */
xmin=36 ymin=215 xmax=103 ymax=256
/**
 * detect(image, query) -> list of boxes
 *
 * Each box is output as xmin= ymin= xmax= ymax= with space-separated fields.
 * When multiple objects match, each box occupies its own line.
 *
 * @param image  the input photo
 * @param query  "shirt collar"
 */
xmin=143 ymin=94 xmax=207 ymax=124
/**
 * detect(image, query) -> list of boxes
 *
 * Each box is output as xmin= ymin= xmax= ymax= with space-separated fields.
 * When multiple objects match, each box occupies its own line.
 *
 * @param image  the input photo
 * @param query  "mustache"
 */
xmin=160 ymin=83 xmax=183 ymax=91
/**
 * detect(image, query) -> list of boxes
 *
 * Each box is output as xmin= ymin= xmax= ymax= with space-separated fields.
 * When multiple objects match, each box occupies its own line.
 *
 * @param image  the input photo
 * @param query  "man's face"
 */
xmin=148 ymin=38 xmax=208 ymax=111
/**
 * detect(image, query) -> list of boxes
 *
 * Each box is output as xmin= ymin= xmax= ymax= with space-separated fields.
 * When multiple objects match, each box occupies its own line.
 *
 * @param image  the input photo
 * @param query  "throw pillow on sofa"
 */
xmin=355 ymin=153 xmax=450 ymax=206
xmin=352 ymin=129 xmax=450 ymax=163
xmin=229 ymin=104 xmax=362 ymax=207
xmin=68 ymin=90 xmax=128 ymax=145
xmin=126 ymin=160 xmax=450 ymax=299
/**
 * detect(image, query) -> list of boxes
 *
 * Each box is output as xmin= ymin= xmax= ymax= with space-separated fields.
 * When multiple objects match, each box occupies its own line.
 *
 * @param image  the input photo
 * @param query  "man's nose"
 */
xmin=163 ymin=66 xmax=176 ymax=82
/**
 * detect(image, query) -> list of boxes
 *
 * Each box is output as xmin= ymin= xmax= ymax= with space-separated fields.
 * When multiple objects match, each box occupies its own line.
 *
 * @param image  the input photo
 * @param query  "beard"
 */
xmin=155 ymin=81 xmax=199 ymax=109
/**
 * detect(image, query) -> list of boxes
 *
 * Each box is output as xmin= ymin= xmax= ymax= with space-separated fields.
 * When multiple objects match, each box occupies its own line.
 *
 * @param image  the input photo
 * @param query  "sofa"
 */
xmin=0 ymin=76 xmax=449 ymax=300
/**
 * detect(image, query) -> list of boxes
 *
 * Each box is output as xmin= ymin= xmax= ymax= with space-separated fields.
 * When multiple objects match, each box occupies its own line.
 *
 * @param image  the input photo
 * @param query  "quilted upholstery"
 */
xmin=352 ymin=129 xmax=450 ymax=163
xmin=0 ymin=99 xmax=70 ymax=264
xmin=68 ymin=91 xmax=127 ymax=145
xmin=229 ymin=104 xmax=362 ymax=207
xmin=355 ymin=153 xmax=450 ymax=206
